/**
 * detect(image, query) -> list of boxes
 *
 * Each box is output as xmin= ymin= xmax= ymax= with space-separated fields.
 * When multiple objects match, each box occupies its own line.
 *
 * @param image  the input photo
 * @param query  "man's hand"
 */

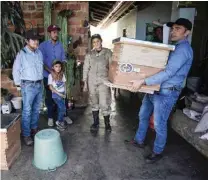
xmin=128 ymin=79 xmax=145 ymax=92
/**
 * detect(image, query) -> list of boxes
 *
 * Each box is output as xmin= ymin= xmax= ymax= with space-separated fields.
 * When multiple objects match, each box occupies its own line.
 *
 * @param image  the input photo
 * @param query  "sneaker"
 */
xmin=56 ymin=121 xmax=67 ymax=129
xmin=124 ymin=139 xmax=145 ymax=148
xmin=90 ymin=123 xmax=99 ymax=131
xmin=48 ymin=118 xmax=54 ymax=127
xmin=23 ymin=136 xmax=34 ymax=146
xmin=145 ymin=152 xmax=163 ymax=164
xmin=64 ymin=116 xmax=73 ymax=125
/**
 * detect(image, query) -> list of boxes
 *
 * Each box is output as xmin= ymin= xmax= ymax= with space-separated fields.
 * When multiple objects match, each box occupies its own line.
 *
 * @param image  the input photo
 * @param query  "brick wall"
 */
xmin=21 ymin=1 xmax=89 ymax=62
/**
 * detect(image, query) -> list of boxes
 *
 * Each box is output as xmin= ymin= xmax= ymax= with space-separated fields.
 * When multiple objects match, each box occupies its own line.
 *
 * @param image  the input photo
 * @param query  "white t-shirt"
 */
xmin=48 ymin=74 xmax=66 ymax=93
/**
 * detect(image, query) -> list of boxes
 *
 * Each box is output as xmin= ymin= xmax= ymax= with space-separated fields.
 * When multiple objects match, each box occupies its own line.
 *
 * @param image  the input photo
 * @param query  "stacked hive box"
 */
xmin=108 ymin=37 xmax=175 ymax=93
xmin=1 ymin=114 xmax=21 ymax=170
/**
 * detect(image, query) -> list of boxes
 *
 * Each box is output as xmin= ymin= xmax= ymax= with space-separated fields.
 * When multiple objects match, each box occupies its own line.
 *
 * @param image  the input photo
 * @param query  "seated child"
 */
xmin=48 ymin=60 xmax=67 ymax=131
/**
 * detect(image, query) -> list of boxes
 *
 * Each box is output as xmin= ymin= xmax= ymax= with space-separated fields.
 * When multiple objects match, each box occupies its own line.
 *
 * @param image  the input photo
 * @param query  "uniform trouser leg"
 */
xmin=89 ymin=83 xmax=100 ymax=127
xmin=98 ymin=84 xmax=111 ymax=116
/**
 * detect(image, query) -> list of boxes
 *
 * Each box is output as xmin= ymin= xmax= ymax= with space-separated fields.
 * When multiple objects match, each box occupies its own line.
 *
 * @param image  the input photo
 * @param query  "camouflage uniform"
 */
xmin=83 ymin=48 xmax=112 ymax=116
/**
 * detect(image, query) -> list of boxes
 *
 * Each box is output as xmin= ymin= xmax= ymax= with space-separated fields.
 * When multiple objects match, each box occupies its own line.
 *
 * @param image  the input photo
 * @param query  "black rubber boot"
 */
xmin=104 ymin=115 xmax=111 ymax=132
xmin=90 ymin=111 xmax=99 ymax=131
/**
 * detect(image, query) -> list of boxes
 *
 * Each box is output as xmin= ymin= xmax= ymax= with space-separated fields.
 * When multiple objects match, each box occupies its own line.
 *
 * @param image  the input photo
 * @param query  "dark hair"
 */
xmin=91 ymin=34 xmax=102 ymax=44
xmin=153 ymin=26 xmax=163 ymax=34
xmin=52 ymin=60 xmax=63 ymax=67
xmin=52 ymin=60 xmax=64 ymax=81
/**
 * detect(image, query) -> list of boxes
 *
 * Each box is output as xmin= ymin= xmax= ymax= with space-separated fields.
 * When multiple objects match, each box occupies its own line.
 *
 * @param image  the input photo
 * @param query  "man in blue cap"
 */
xmin=126 ymin=18 xmax=193 ymax=163
xmin=39 ymin=25 xmax=73 ymax=127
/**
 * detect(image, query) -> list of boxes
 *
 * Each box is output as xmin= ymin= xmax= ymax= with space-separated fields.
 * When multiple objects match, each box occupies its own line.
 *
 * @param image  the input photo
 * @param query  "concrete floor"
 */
xmin=1 ymin=93 xmax=208 ymax=180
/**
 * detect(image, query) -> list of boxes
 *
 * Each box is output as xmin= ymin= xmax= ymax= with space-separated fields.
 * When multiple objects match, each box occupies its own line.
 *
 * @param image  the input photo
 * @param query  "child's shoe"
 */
xmin=56 ymin=121 xmax=67 ymax=131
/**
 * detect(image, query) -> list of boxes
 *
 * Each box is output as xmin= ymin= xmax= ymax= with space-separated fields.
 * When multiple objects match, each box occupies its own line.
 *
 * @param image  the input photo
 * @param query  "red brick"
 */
xmin=75 ymin=11 xmax=88 ymax=18
xmin=69 ymin=27 xmax=76 ymax=34
xmin=80 ymin=3 xmax=89 ymax=13
xmin=77 ymin=55 xmax=85 ymax=62
xmin=36 ymin=1 xmax=43 ymax=5
xmin=38 ymin=27 xmax=44 ymax=34
xmin=55 ymin=3 xmax=66 ymax=10
xmin=32 ymin=12 xmax=44 ymax=19
xmin=76 ymin=27 xmax=88 ymax=34
xmin=37 ymin=5 xmax=43 ymax=10
xmin=25 ymin=20 xmax=37 ymax=27
xmin=67 ymin=4 xmax=81 ymax=10
xmin=80 ymin=46 xmax=88 ymax=53
xmin=37 ymin=18 xmax=44 ymax=26
xmin=28 ymin=5 xmax=35 ymax=11
xmin=23 ymin=12 xmax=31 ymax=19
xmin=68 ymin=18 xmax=81 ymax=26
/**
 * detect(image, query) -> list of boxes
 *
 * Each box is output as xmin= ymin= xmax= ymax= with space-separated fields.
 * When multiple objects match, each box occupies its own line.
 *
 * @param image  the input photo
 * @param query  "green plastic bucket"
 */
xmin=33 ymin=129 xmax=67 ymax=171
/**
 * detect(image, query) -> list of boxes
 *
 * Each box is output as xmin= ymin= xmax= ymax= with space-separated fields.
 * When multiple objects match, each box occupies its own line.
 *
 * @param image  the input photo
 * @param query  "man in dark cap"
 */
xmin=126 ymin=18 xmax=193 ymax=163
xmin=39 ymin=25 xmax=73 ymax=127
xmin=13 ymin=30 xmax=43 ymax=146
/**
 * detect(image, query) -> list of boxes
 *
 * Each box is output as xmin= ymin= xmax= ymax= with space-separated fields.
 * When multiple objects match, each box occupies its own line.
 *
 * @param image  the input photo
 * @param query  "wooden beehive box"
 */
xmin=108 ymin=37 xmax=175 ymax=93
xmin=1 ymin=114 xmax=21 ymax=170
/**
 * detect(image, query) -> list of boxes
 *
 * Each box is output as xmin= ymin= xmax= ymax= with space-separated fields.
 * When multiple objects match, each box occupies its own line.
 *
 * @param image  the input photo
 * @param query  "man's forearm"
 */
xmin=44 ymin=65 xmax=51 ymax=73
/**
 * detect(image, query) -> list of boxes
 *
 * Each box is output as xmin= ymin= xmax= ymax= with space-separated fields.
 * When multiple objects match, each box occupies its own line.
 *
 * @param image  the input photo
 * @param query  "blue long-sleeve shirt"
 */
xmin=12 ymin=46 xmax=43 ymax=85
xmin=39 ymin=40 xmax=66 ymax=78
xmin=145 ymin=39 xmax=193 ymax=89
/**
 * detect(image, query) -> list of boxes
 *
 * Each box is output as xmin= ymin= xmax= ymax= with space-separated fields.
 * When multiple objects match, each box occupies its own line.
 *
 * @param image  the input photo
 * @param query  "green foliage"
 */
xmin=57 ymin=9 xmax=73 ymax=51
xmin=1 ymin=2 xmax=25 ymax=68
xmin=43 ymin=1 xmax=52 ymax=41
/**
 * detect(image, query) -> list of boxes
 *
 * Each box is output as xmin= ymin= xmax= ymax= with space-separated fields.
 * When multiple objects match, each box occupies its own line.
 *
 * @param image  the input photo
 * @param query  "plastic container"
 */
xmin=33 ymin=129 xmax=67 ymax=171
xmin=11 ymin=97 xmax=22 ymax=110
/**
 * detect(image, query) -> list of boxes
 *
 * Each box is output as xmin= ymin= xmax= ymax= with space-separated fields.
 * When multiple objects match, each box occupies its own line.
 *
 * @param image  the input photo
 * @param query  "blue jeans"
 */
xmin=53 ymin=97 xmax=66 ymax=122
xmin=134 ymin=89 xmax=180 ymax=154
xmin=21 ymin=81 xmax=43 ymax=137
xmin=43 ymin=77 xmax=54 ymax=119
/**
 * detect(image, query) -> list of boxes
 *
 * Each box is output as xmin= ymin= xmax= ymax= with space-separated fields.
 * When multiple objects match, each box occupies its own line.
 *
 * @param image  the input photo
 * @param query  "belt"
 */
xmin=162 ymin=87 xmax=180 ymax=91
xmin=22 ymin=80 xmax=42 ymax=83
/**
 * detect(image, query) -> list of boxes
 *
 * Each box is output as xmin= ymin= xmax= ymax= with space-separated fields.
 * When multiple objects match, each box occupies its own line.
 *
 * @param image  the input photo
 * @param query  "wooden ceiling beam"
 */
xmin=90 ymin=4 xmax=111 ymax=12
xmin=92 ymin=12 xmax=106 ymax=18
xmin=100 ymin=1 xmax=135 ymax=28
xmin=96 ymin=2 xmax=115 ymax=8
xmin=89 ymin=7 xmax=108 ymax=15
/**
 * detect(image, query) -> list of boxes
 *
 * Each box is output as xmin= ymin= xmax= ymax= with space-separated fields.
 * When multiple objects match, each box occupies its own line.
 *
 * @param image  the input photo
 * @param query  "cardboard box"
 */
xmin=1 ymin=116 xmax=21 ymax=150
xmin=0 ymin=140 xmax=21 ymax=170
xmin=1 ymin=114 xmax=21 ymax=170
xmin=109 ymin=61 xmax=162 ymax=89
xmin=112 ymin=37 xmax=175 ymax=69
xmin=107 ymin=37 xmax=175 ymax=93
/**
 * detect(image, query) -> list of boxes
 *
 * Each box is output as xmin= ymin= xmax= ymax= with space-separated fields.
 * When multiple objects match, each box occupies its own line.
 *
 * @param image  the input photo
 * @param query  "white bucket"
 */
xmin=11 ymin=97 xmax=22 ymax=109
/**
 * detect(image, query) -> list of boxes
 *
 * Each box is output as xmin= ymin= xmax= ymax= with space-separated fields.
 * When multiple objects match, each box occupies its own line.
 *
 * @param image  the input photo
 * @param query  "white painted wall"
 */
xmin=136 ymin=2 xmax=172 ymax=40
xmin=116 ymin=9 xmax=137 ymax=38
